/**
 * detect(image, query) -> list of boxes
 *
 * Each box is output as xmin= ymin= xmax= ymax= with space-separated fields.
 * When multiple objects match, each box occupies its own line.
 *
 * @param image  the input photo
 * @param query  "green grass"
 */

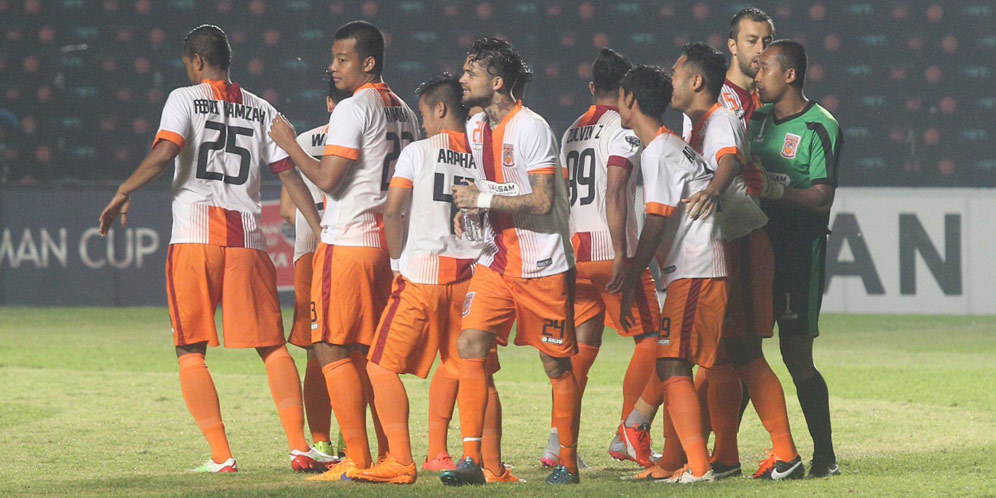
xmin=1 ymin=309 xmax=995 ymax=496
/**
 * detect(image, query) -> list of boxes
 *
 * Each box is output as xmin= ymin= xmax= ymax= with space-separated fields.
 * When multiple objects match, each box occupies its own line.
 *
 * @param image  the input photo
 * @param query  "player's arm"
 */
xmin=776 ymin=183 xmax=835 ymax=216
xmin=278 ymin=185 xmax=295 ymax=225
xmin=684 ymin=151 xmax=743 ymax=220
xmin=277 ymin=168 xmax=322 ymax=237
xmin=604 ymin=161 xmax=631 ymax=288
xmin=451 ymin=172 xmax=554 ymax=215
xmin=268 ymin=114 xmax=352 ymax=193
xmin=98 ymin=140 xmax=180 ymax=236
xmin=614 ymin=212 xmax=670 ymax=329
xmin=758 ymin=125 xmax=840 ymax=216
xmin=383 ymin=185 xmax=411 ymax=275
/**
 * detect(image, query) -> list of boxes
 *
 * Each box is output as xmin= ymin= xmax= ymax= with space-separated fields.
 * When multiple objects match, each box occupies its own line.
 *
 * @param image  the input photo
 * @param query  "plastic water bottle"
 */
xmin=462 ymin=208 xmax=486 ymax=242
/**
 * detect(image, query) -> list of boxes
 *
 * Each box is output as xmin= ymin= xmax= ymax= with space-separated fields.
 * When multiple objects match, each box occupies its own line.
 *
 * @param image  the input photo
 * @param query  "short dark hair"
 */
xmin=183 ymin=24 xmax=232 ymax=70
xmin=327 ymin=76 xmax=350 ymax=103
xmin=620 ymin=65 xmax=672 ymax=120
xmin=416 ymin=73 xmax=469 ymax=121
xmin=729 ymin=7 xmax=774 ymax=40
xmin=591 ymin=48 xmax=633 ymax=96
xmin=768 ymin=39 xmax=807 ymax=88
xmin=334 ymin=20 xmax=385 ymax=74
xmin=681 ymin=42 xmax=728 ymax=99
xmin=466 ymin=37 xmax=533 ymax=97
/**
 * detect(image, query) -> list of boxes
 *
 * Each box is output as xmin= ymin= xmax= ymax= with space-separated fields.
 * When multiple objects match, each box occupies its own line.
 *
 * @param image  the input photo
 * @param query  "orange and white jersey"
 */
xmin=466 ymin=103 xmax=574 ymax=278
xmin=560 ymin=105 xmax=642 ymax=262
xmin=321 ymin=82 xmax=420 ymax=247
xmin=292 ymin=125 xmax=328 ymax=262
xmin=154 ymin=80 xmax=294 ymax=250
xmin=684 ymin=104 xmax=767 ymax=241
xmin=389 ymin=130 xmax=483 ymax=285
xmin=641 ymin=127 xmax=725 ymax=287
xmin=681 ymin=79 xmax=761 ymax=134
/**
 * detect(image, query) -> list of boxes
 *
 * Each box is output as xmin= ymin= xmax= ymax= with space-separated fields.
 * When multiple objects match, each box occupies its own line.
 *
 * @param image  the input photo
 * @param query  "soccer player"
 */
xmin=277 ymin=79 xmax=352 ymax=461
xmin=345 ymin=74 xmax=518 ymax=485
xmin=543 ymin=48 xmax=662 ymax=469
xmin=615 ymin=64 xmax=723 ymax=484
xmin=750 ymin=39 xmax=843 ymax=478
xmin=267 ymin=20 xmax=420 ymax=480
xmin=443 ymin=37 xmax=580 ymax=486
xmin=97 ymin=24 xmax=328 ymax=473
xmin=674 ymin=42 xmax=802 ymax=480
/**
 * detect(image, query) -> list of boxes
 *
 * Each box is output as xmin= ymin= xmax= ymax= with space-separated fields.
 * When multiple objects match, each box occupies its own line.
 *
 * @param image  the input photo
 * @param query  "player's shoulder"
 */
xmin=512 ymin=106 xmax=554 ymax=135
xmin=166 ymin=83 xmax=207 ymax=102
xmin=806 ymin=102 xmax=841 ymax=130
xmin=751 ymin=103 xmax=774 ymax=123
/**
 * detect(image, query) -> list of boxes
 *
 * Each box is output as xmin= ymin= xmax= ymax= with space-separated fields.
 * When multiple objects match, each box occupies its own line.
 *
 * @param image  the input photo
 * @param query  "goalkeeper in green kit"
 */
xmin=746 ymin=39 xmax=842 ymax=478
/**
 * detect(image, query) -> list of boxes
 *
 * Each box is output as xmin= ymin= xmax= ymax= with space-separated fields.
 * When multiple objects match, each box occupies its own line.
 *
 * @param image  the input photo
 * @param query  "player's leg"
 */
xmin=424 ymin=362 xmax=459 ymax=470
xmin=302 ymin=348 xmax=333 ymax=453
xmin=351 ymin=347 xmax=390 ymax=462
xmin=167 ymin=244 xmax=234 ymax=471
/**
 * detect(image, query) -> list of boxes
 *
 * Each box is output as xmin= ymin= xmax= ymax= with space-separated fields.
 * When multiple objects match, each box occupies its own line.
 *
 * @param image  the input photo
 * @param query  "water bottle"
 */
xmin=461 ymin=208 xmax=487 ymax=242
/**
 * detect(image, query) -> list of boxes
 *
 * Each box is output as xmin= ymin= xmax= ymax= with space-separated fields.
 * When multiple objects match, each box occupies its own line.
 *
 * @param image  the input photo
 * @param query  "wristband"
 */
xmin=390 ymin=258 xmax=400 ymax=271
xmin=476 ymin=192 xmax=494 ymax=209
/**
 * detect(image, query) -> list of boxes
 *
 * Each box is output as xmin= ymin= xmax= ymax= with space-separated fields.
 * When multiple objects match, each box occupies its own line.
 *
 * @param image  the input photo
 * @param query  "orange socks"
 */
xmin=178 ymin=353 xmax=232 ymax=464
xmin=322 ymin=358 xmax=372 ymax=467
xmin=302 ymin=357 xmax=332 ymax=444
xmin=662 ymin=376 xmax=710 ymax=477
xmin=366 ymin=361 xmax=413 ymax=465
xmin=550 ymin=370 xmax=581 ymax=473
xmin=352 ymin=352 xmax=390 ymax=460
xmin=427 ymin=366 xmax=459 ymax=458
xmin=706 ymin=364 xmax=742 ymax=466
xmin=659 ymin=410 xmax=687 ymax=471
xmin=262 ymin=347 xmax=309 ymax=452
xmin=694 ymin=366 xmax=712 ymax=435
xmin=737 ymin=358 xmax=798 ymax=462
xmin=621 ymin=338 xmax=658 ymax=420
xmin=482 ymin=378 xmax=503 ymax=475
xmin=457 ymin=358 xmax=488 ymax=464
xmin=570 ymin=343 xmax=599 ymax=394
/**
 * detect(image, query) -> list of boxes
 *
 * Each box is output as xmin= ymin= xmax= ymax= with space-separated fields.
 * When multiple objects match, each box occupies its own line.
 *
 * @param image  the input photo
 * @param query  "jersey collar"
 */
xmin=442 ymin=130 xmax=470 ymax=153
xmin=353 ymin=82 xmax=390 ymax=95
xmin=772 ymin=99 xmax=816 ymax=125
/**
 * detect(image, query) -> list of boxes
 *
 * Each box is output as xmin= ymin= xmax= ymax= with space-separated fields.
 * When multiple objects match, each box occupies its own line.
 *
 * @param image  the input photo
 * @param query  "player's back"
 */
xmin=561 ymin=105 xmax=641 ymax=261
xmin=392 ymin=131 xmax=483 ymax=284
xmin=321 ymin=82 xmax=420 ymax=247
xmin=159 ymin=80 xmax=290 ymax=250
xmin=466 ymin=104 xmax=574 ymax=278
xmin=642 ymin=128 xmax=725 ymax=286
xmin=292 ymin=124 xmax=328 ymax=262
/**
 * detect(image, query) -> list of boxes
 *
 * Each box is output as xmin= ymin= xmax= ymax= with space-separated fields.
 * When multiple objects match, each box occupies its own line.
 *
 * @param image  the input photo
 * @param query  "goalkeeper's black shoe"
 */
xmin=439 ymin=457 xmax=486 ymax=486
xmin=545 ymin=465 xmax=580 ymax=485
xmin=808 ymin=458 xmax=840 ymax=478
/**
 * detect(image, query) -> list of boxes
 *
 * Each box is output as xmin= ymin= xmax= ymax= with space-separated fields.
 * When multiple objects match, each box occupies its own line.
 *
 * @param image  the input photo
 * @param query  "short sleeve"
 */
xmin=640 ymin=143 xmax=684 ymax=217
xmin=324 ymin=96 xmax=365 ymax=160
xmin=258 ymin=101 xmax=293 ymax=174
xmin=807 ymin=121 xmax=842 ymax=187
xmin=154 ymin=89 xmax=190 ymax=149
xmin=389 ymin=143 xmax=420 ymax=189
xmin=606 ymin=127 xmax=641 ymax=171
xmin=519 ymin=118 xmax=558 ymax=175
xmin=704 ymin=114 xmax=748 ymax=166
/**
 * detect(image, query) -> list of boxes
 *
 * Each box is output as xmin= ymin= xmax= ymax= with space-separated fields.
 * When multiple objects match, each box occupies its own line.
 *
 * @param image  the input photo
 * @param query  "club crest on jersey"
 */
xmin=781 ymin=133 xmax=801 ymax=159
xmin=502 ymin=144 xmax=514 ymax=167
xmin=462 ymin=292 xmax=475 ymax=317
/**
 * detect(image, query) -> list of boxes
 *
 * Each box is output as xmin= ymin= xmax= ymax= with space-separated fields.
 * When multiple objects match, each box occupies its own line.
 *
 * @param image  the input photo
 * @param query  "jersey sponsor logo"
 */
xmin=462 ymin=291 xmax=475 ymax=317
xmin=536 ymin=257 xmax=553 ymax=269
xmin=767 ymin=172 xmax=791 ymax=186
xmin=502 ymin=144 xmax=514 ymax=167
xmin=478 ymin=179 xmax=520 ymax=196
xmin=662 ymin=265 xmax=676 ymax=274
xmin=658 ymin=317 xmax=671 ymax=346
xmin=781 ymin=133 xmax=801 ymax=159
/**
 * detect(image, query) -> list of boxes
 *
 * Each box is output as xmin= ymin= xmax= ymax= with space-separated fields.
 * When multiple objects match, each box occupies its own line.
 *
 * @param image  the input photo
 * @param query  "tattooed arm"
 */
xmin=451 ymin=172 xmax=554 ymax=215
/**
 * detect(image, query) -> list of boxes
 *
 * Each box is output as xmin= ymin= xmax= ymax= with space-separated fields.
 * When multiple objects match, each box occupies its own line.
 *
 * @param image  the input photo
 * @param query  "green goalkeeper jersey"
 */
xmin=749 ymin=100 xmax=842 ymax=234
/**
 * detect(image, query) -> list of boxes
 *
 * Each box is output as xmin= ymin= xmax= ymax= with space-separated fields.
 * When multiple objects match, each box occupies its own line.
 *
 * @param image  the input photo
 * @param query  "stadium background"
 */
xmin=0 ymin=0 xmax=991 ymax=311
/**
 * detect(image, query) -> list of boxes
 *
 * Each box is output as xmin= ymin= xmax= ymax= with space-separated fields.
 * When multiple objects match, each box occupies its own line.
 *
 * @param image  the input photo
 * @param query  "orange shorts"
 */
xmin=310 ymin=243 xmax=392 ymax=347
xmin=367 ymin=276 xmax=468 ymax=379
xmin=574 ymin=261 xmax=661 ymax=338
xmin=722 ymin=229 xmax=775 ymax=339
xmin=165 ymin=244 xmax=283 ymax=348
xmin=461 ymin=264 xmax=577 ymax=358
xmin=287 ymin=253 xmax=315 ymax=348
xmin=658 ymin=277 xmax=727 ymax=368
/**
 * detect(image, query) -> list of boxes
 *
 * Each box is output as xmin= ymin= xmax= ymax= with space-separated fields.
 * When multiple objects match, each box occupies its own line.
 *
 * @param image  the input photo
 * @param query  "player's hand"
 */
xmin=682 ymin=187 xmax=718 ymax=220
xmin=618 ymin=286 xmax=636 ymax=330
xmin=268 ymin=114 xmax=297 ymax=151
xmin=453 ymin=209 xmax=465 ymax=238
xmin=606 ymin=257 xmax=627 ymax=293
xmin=451 ymin=181 xmax=481 ymax=210
xmin=98 ymin=191 xmax=130 ymax=236
xmin=744 ymin=155 xmax=784 ymax=200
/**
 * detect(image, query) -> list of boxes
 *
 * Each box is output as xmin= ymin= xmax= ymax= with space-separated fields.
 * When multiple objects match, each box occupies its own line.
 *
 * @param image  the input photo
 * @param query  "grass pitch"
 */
xmin=1 ymin=308 xmax=994 ymax=496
